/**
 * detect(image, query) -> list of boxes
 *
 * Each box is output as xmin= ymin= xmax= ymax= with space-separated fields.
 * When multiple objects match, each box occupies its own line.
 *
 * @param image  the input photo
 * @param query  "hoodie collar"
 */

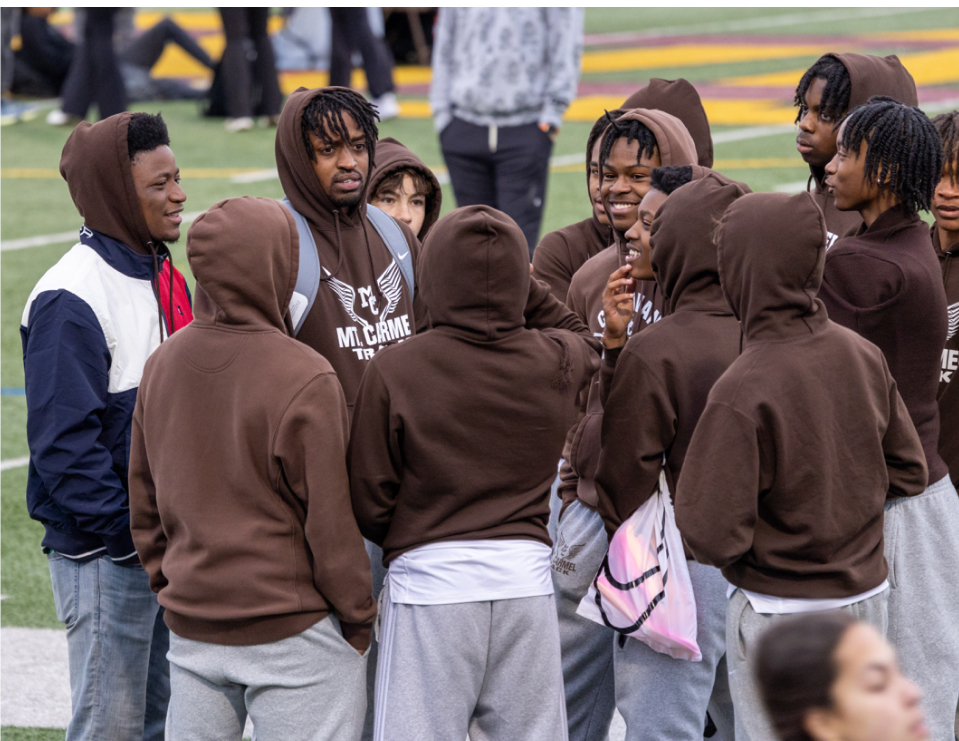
xmin=80 ymin=226 xmax=167 ymax=281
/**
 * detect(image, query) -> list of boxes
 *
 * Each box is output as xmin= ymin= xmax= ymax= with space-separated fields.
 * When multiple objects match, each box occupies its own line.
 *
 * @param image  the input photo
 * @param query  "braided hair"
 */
xmin=301 ymin=89 xmax=380 ymax=169
xmin=933 ymin=111 xmax=959 ymax=185
xmin=839 ymin=96 xmax=943 ymax=214
xmin=650 ymin=165 xmax=694 ymax=195
xmin=794 ymin=55 xmax=851 ymax=126
xmin=597 ymin=111 xmax=659 ymax=173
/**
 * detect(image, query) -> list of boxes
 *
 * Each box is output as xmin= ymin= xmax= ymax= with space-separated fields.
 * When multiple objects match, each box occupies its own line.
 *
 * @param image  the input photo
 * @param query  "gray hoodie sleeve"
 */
xmin=428 ymin=8 xmax=455 ymax=134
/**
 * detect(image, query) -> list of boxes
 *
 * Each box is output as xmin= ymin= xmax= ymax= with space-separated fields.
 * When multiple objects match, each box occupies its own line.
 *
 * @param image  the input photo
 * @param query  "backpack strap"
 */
xmin=278 ymin=198 xmax=320 ymax=336
xmin=366 ymin=204 xmax=415 ymax=296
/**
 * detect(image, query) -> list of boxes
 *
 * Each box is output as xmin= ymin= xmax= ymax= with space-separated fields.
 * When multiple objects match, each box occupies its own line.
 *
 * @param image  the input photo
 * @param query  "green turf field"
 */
xmin=2 ymin=6 xmax=958 ymax=737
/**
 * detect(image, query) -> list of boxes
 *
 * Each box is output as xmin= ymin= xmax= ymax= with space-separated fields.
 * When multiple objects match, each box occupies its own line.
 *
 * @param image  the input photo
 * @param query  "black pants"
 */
xmin=61 ymin=8 xmax=126 ymax=119
xmin=440 ymin=117 xmax=553 ymax=258
xmin=329 ymin=7 xmax=394 ymax=98
xmin=120 ymin=17 xmax=213 ymax=70
xmin=218 ymin=7 xmax=282 ymax=118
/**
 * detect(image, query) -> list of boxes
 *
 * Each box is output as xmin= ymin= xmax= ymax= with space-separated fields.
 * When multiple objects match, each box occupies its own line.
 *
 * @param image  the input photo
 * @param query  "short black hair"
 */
xmin=597 ymin=110 xmax=659 ymax=174
xmin=794 ymin=55 xmax=851 ymax=126
xmin=127 ymin=112 xmax=170 ymax=162
xmin=301 ymin=88 xmax=380 ymax=169
xmin=839 ymin=96 xmax=943 ymax=214
xmin=933 ymin=110 xmax=959 ymax=185
xmin=650 ymin=165 xmax=693 ymax=195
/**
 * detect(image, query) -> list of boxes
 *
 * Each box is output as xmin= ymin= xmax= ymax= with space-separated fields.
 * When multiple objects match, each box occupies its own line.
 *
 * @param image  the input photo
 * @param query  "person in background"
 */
xmin=755 ymin=613 xmax=928 ymax=741
xmin=13 ymin=7 xmax=73 ymax=99
xmin=218 ymin=8 xmax=282 ymax=132
xmin=932 ymin=111 xmax=959 ymax=487
xmin=676 ymin=190 xmax=928 ymax=741
xmin=793 ymin=53 xmax=917 ymax=246
xmin=430 ymin=7 xmax=584 ymax=258
xmin=129 ymin=197 xmax=375 ymax=741
xmin=329 ymin=8 xmax=398 ymax=121
xmin=819 ymin=97 xmax=959 ymax=741
xmin=21 ymin=111 xmax=193 ymax=741
xmin=368 ymin=137 xmax=442 ymax=241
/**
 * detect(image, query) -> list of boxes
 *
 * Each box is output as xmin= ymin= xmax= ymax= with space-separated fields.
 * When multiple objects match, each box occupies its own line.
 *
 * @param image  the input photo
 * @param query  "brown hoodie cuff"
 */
xmin=339 ymin=621 xmax=373 ymax=653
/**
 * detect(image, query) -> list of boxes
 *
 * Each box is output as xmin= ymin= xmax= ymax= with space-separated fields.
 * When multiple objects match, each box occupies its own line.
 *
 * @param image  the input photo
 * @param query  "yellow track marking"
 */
xmin=582 ymin=44 xmax=835 ymax=74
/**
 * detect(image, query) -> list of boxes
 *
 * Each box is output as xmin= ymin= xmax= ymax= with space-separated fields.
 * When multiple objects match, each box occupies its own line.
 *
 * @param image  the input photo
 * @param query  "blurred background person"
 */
xmin=217 ymin=7 xmax=282 ymax=132
xmin=755 ymin=612 xmax=928 ymax=741
xmin=329 ymin=7 xmax=398 ymax=120
xmin=430 ymin=8 xmax=584 ymax=259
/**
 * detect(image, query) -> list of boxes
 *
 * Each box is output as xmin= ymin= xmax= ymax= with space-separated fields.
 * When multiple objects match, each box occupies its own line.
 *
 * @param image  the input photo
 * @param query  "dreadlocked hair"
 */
xmin=301 ymin=89 xmax=380 ymax=170
xmin=587 ymin=109 xmax=623 ymax=165
xmin=597 ymin=111 xmax=659 ymax=174
xmin=933 ymin=111 xmax=959 ymax=185
xmin=651 ymin=166 xmax=694 ymax=195
xmin=794 ymin=55 xmax=851 ymax=126
xmin=840 ymin=96 xmax=943 ymax=214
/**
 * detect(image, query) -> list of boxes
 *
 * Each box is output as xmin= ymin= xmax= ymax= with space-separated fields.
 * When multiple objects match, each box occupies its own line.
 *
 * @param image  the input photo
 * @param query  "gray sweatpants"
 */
xmin=551 ymin=500 xmax=616 ymax=741
xmin=374 ymin=587 xmax=568 ymax=741
xmin=361 ymin=540 xmax=389 ymax=741
xmin=884 ymin=475 xmax=959 ymax=741
xmin=726 ymin=587 xmax=888 ymax=741
xmin=614 ymin=560 xmax=735 ymax=741
xmin=166 ymin=616 xmax=368 ymax=741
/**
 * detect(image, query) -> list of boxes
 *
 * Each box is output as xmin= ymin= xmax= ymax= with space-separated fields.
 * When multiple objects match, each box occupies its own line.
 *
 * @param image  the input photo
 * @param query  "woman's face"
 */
xmin=806 ymin=624 xmax=927 ymax=741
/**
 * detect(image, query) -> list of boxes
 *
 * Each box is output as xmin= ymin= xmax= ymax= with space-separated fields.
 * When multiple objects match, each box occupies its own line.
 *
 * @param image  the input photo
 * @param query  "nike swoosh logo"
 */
xmin=398 ymin=251 xmax=409 ymax=259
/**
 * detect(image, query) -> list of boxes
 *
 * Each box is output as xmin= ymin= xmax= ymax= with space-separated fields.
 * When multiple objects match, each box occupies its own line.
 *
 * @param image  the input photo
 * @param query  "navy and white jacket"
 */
xmin=21 ymin=227 xmax=192 ymax=564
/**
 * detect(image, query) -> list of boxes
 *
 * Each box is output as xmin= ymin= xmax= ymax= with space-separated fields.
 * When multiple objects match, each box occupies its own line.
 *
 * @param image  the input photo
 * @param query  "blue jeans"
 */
xmin=48 ymin=552 xmax=170 ymax=741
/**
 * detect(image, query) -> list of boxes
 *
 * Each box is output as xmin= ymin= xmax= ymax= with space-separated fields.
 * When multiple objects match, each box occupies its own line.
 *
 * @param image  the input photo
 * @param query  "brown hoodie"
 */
xmin=676 ymin=192 xmax=927 ymax=599
xmin=820 ymin=205 xmax=950 ymax=484
xmin=129 ymin=197 xmax=376 ymax=649
xmin=936 ymin=227 xmax=959 ymax=485
xmin=595 ymin=172 xmax=749 ymax=548
xmin=805 ymin=54 xmax=918 ymax=245
xmin=348 ymin=206 xmax=601 ymax=565
xmin=276 ymin=87 xmax=425 ymax=410
xmin=622 ymin=78 xmax=713 ymax=169
xmin=561 ymin=110 xmax=699 ymax=512
xmin=368 ymin=136 xmax=443 ymax=240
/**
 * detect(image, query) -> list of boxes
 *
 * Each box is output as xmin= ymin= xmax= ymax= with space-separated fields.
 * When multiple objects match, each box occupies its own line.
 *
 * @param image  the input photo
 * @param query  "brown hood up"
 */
xmin=276 ymin=86 xmax=373 ymax=231
xmin=833 ymin=53 xmax=918 ymax=110
xmin=59 ymin=112 xmax=153 ymax=252
xmin=623 ymin=78 xmax=713 ymax=168
xmin=187 ymin=198 xmax=298 ymax=334
xmin=717 ymin=192 xmax=829 ymax=342
xmin=650 ymin=170 xmax=752 ymax=316
xmin=419 ymin=205 xmax=529 ymax=340
xmin=368 ymin=137 xmax=443 ymax=240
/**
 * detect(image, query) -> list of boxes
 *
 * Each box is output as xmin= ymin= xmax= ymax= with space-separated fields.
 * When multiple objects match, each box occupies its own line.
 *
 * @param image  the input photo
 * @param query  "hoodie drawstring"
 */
xmin=322 ymin=210 xmax=346 ymax=282
xmin=147 ymin=241 xmax=166 ymax=344
xmin=359 ymin=216 xmax=384 ymax=304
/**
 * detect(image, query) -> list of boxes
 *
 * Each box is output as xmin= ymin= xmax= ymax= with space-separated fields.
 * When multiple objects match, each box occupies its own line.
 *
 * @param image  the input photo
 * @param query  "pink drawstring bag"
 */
xmin=577 ymin=474 xmax=701 ymax=661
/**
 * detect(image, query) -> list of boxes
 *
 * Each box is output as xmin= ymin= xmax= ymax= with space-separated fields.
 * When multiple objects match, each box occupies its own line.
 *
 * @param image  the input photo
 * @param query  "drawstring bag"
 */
xmin=577 ymin=472 xmax=701 ymax=661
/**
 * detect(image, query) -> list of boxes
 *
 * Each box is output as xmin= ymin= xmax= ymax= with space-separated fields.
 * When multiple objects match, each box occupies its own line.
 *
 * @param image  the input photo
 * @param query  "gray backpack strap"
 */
xmin=366 ymin=204 xmax=415 ymax=296
xmin=279 ymin=198 xmax=320 ymax=336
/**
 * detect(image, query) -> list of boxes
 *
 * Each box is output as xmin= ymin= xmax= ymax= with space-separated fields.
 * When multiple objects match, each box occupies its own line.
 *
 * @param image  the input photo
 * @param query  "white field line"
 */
xmin=775 ymin=180 xmax=811 ymax=194
xmin=1 ymin=456 xmax=30 ymax=472
xmin=587 ymin=7 xmax=921 ymax=43
xmin=1 ymin=211 xmax=204 ymax=252
xmin=230 ymin=168 xmax=278 ymax=184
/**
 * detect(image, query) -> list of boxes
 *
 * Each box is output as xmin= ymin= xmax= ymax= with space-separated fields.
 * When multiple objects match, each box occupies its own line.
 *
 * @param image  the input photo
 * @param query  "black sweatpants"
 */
xmin=440 ymin=117 xmax=553 ymax=259
xmin=61 ymin=8 xmax=126 ymax=119
xmin=329 ymin=7 xmax=394 ymax=98
xmin=218 ymin=8 xmax=282 ymax=118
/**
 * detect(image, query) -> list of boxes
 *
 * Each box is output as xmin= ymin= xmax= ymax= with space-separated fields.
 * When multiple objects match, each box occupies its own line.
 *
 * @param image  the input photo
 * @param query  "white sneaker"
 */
xmin=46 ymin=108 xmax=78 ymax=126
xmin=225 ymin=116 xmax=254 ymax=132
xmin=371 ymin=93 xmax=400 ymax=121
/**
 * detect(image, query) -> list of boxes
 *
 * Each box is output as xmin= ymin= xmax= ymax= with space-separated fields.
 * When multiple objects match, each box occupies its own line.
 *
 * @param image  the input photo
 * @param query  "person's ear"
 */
xmin=803 ymin=707 xmax=842 ymax=741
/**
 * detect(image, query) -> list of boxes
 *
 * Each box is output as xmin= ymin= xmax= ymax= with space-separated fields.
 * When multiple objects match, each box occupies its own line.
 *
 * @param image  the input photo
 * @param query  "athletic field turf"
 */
xmin=2 ymin=7 xmax=959 ymax=739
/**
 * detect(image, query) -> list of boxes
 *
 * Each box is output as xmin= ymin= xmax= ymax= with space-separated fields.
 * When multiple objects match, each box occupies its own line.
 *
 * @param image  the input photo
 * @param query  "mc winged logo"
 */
xmin=551 ymin=531 xmax=586 ymax=576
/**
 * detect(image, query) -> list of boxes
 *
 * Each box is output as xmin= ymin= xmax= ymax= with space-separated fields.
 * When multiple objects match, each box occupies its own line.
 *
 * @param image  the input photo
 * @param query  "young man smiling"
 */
xmin=21 ymin=111 xmax=192 ymax=741
xmin=819 ymin=97 xmax=959 ymax=741
xmin=794 ymin=53 xmax=917 ymax=247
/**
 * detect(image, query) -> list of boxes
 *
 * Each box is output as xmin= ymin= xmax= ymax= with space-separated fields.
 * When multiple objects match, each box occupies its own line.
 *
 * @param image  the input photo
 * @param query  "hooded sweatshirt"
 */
xmin=129 ymin=197 xmax=376 ymax=649
xmin=936 ymin=227 xmax=959 ymax=484
xmin=368 ymin=136 xmax=443 ymax=240
xmin=21 ymin=112 xmax=192 ymax=565
xmin=561 ymin=109 xmax=699 ymax=512
xmin=276 ymin=87 xmax=425 ymax=410
xmin=676 ymin=192 xmax=927 ymax=599
xmin=622 ymin=78 xmax=713 ymax=169
xmin=349 ymin=206 xmax=601 ymax=565
xmin=594 ymin=172 xmax=749 ymax=548
xmin=805 ymin=53 xmax=918 ymax=246
xmin=819 ymin=205 xmax=949 ymax=485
